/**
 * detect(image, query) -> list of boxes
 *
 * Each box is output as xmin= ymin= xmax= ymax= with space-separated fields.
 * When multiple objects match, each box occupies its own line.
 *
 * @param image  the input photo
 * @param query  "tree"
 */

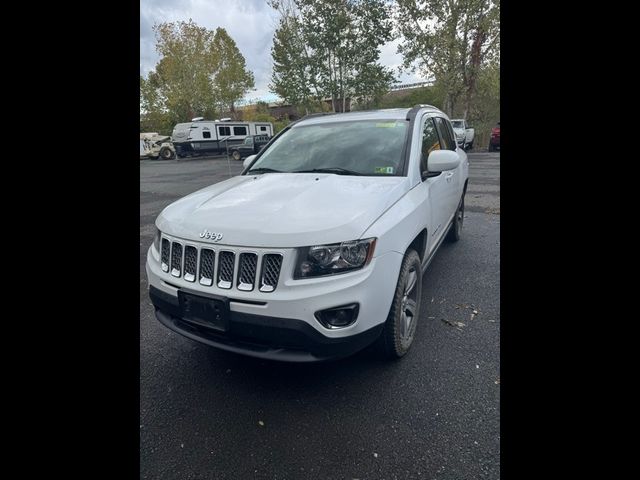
xmin=140 ymin=20 xmax=255 ymax=132
xmin=270 ymin=8 xmax=321 ymax=114
xmin=396 ymin=0 xmax=500 ymax=117
xmin=269 ymin=0 xmax=395 ymax=113
xmin=212 ymin=28 xmax=256 ymax=114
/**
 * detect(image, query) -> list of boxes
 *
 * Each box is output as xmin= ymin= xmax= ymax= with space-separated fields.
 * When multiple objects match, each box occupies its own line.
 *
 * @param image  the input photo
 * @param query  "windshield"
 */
xmin=451 ymin=121 xmax=464 ymax=128
xmin=248 ymin=119 xmax=408 ymax=176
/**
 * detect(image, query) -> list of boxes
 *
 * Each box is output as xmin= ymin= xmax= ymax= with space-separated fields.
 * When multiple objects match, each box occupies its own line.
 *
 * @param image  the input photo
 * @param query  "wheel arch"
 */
xmin=407 ymin=228 xmax=428 ymax=262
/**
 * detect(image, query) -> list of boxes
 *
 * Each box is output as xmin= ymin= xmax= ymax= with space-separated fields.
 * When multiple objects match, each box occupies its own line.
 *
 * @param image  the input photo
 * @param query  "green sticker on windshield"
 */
xmin=376 ymin=122 xmax=397 ymax=128
xmin=374 ymin=166 xmax=394 ymax=174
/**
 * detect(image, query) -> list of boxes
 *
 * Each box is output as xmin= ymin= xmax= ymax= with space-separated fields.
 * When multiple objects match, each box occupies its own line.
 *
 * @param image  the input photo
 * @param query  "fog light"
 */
xmin=315 ymin=304 xmax=359 ymax=329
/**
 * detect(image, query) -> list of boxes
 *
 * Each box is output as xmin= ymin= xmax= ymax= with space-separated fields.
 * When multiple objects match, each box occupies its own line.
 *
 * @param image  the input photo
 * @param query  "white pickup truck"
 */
xmin=451 ymin=119 xmax=475 ymax=150
xmin=146 ymin=105 xmax=469 ymax=362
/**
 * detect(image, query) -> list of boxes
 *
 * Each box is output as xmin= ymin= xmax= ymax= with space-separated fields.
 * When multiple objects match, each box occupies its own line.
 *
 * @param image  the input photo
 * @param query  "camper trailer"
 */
xmin=171 ymin=118 xmax=274 ymax=157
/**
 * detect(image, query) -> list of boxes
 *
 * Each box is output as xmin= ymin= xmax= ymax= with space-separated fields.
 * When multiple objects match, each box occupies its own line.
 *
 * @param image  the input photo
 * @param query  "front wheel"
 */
xmin=376 ymin=249 xmax=423 ymax=359
xmin=231 ymin=150 xmax=241 ymax=161
xmin=159 ymin=147 xmax=175 ymax=160
xmin=446 ymin=195 xmax=465 ymax=242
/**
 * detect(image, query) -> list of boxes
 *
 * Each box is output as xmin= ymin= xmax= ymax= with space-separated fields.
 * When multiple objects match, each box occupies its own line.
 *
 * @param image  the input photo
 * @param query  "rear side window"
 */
xmin=421 ymin=118 xmax=441 ymax=173
xmin=202 ymin=131 xmax=211 ymax=139
xmin=234 ymin=126 xmax=247 ymax=136
xmin=218 ymin=126 xmax=231 ymax=136
xmin=434 ymin=117 xmax=456 ymax=151
xmin=260 ymin=126 xmax=267 ymax=131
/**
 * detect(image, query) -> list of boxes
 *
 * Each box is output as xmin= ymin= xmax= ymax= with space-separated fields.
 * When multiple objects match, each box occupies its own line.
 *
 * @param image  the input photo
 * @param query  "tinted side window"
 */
xmin=218 ymin=126 xmax=231 ymax=136
xmin=421 ymin=118 xmax=441 ymax=174
xmin=434 ymin=117 xmax=456 ymax=151
xmin=234 ymin=126 xmax=247 ymax=136
xmin=202 ymin=131 xmax=211 ymax=139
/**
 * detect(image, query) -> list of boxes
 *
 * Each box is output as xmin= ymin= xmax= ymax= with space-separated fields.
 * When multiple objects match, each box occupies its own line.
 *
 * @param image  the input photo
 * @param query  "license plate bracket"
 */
xmin=177 ymin=291 xmax=230 ymax=332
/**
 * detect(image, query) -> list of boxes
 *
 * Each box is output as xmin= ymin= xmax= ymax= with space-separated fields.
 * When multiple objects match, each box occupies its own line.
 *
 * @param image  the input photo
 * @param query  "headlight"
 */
xmin=294 ymin=238 xmax=376 ymax=278
xmin=153 ymin=227 xmax=161 ymax=252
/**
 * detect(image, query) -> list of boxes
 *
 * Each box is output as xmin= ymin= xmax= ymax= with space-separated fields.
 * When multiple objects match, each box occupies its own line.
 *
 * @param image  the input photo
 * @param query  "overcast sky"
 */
xmin=140 ymin=0 xmax=426 ymax=103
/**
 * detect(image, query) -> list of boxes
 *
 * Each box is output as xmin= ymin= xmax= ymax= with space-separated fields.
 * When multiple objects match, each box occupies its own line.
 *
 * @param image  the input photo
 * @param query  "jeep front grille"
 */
xmin=237 ymin=253 xmax=258 ymax=291
xmin=260 ymin=254 xmax=283 ymax=292
xmin=217 ymin=251 xmax=235 ymax=289
xmin=159 ymin=237 xmax=283 ymax=293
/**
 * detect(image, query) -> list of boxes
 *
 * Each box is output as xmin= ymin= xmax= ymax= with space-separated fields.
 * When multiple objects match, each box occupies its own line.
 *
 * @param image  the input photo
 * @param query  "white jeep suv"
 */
xmin=145 ymin=105 xmax=469 ymax=362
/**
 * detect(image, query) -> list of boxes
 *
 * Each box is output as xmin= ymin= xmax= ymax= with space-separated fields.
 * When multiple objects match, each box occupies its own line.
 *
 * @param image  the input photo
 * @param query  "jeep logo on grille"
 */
xmin=199 ymin=229 xmax=223 ymax=242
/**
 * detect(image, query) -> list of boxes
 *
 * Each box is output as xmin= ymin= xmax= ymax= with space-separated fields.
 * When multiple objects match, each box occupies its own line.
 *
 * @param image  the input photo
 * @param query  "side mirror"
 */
xmin=243 ymin=155 xmax=256 ymax=169
xmin=427 ymin=150 xmax=460 ymax=172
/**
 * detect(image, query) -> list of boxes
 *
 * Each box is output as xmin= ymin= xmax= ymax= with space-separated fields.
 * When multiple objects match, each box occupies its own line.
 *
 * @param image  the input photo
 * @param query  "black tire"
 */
xmin=231 ymin=150 xmax=241 ymax=161
xmin=159 ymin=147 xmax=175 ymax=160
xmin=488 ymin=143 xmax=494 ymax=152
xmin=376 ymin=249 xmax=423 ymax=359
xmin=468 ymin=141 xmax=474 ymax=150
xmin=446 ymin=194 xmax=465 ymax=242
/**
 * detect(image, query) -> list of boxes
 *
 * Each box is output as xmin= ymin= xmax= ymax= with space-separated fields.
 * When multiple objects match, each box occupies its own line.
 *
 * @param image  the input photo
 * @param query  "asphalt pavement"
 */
xmin=139 ymin=151 xmax=500 ymax=479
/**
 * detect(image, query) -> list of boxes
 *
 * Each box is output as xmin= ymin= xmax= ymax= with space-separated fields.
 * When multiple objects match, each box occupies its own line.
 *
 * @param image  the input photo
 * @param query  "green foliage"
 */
xmin=140 ymin=20 xmax=255 ymax=133
xmin=269 ymin=0 xmax=395 ymax=113
xmin=396 ymin=0 xmax=500 ymax=117
xmin=371 ymin=86 xmax=445 ymax=110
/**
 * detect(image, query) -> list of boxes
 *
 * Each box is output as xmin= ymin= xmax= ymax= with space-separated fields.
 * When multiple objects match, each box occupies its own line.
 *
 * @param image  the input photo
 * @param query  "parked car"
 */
xmin=450 ymin=119 xmax=475 ymax=150
xmin=140 ymin=133 xmax=176 ymax=160
xmin=146 ymin=105 xmax=469 ymax=362
xmin=229 ymin=134 xmax=271 ymax=161
xmin=489 ymin=122 xmax=500 ymax=151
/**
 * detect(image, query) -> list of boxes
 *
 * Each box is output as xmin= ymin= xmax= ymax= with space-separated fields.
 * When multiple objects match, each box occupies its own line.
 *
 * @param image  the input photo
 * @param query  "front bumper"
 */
xmin=149 ymin=286 xmax=383 ymax=362
xmin=145 ymin=244 xmax=403 ymax=361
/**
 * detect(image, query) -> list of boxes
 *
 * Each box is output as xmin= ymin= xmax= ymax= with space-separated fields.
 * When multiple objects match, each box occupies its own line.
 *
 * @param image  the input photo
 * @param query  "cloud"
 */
xmin=140 ymin=0 xmax=424 ymax=101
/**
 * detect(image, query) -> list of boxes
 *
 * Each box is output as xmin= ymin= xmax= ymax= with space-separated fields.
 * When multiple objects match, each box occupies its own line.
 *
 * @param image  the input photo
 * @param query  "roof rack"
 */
xmin=300 ymin=112 xmax=338 ymax=121
xmin=405 ymin=104 xmax=440 ymax=121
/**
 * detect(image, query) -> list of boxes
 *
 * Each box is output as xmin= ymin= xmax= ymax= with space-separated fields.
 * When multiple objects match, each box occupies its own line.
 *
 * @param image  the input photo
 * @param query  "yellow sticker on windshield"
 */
xmin=376 ymin=122 xmax=397 ymax=128
xmin=375 ymin=167 xmax=394 ymax=174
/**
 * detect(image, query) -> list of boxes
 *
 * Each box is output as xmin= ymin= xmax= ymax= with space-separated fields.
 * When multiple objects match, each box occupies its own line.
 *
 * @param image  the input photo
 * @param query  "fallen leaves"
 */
xmin=441 ymin=318 xmax=466 ymax=330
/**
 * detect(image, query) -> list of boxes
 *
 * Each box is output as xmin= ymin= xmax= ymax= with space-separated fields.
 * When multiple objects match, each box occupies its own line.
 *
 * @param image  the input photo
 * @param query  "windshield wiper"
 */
xmin=247 ymin=167 xmax=284 ymax=174
xmin=292 ymin=167 xmax=363 ymax=176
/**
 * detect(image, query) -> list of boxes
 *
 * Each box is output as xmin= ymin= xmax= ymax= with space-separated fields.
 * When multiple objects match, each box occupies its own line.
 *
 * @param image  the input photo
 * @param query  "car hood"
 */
xmin=156 ymin=173 xmax=410 ymax=247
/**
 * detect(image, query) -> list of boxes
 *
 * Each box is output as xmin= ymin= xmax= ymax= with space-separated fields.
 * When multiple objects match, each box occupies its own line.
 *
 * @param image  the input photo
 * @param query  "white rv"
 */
xmin=171 ymin=118 xmax=274 ymax=157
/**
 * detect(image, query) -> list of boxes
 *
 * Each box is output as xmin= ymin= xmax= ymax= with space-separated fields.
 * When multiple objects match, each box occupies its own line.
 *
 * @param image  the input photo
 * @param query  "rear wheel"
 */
xmin=376 ymin=249 xmax=422 ymax=359
xmin=231 ymin=150 xmax=241 ymax=161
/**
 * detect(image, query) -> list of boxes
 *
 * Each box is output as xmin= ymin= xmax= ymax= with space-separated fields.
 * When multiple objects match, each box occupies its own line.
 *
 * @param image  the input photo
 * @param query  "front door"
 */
xmin=420 ymin=116 xmax=450 ymax=253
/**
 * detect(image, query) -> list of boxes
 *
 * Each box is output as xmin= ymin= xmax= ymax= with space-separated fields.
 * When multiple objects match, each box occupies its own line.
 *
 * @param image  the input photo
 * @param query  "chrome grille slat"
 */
xmin=170 ymin=242 xmax=183 ymax=277
xmin=161 ymin=239 xmax=171 ymax=272
xmin=260 ymin=254 xmax=283 ymax=292
xmin=199 ymin=249 xmax=215 ymax=286
xmin=237 ymin=253 xmax=258 ymax=291
xmin=217 ymin=251 xmax=235 ymax=289
xmin=184 ymin=246 xmax=197 ymax=282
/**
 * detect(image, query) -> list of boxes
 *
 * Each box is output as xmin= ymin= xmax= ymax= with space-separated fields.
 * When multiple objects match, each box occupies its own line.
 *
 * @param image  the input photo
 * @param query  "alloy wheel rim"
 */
xmin=399 ymin=266 xmax=418 ymax=345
